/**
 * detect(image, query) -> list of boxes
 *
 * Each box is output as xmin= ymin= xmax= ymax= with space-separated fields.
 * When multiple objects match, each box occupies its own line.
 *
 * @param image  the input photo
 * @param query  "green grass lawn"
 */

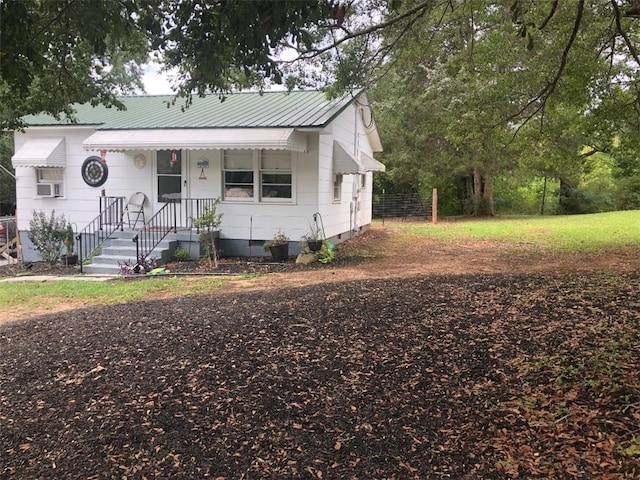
xmin=399 ymin=210 xmax=640 ymax=252
xmin=0 ymin=276 xmax=229 ymax=318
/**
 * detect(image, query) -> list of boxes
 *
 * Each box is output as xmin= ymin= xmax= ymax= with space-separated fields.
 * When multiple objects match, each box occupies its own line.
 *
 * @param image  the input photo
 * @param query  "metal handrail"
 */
xmin=76 ymin=196 xmax=125 ymax=273
xmin=184 ymin=198 xmax=221 ymax=232
xmin=132 ymin=200 xmax=178 ymax=263
xmin=131 ymin=198 xmax=220 ymax=264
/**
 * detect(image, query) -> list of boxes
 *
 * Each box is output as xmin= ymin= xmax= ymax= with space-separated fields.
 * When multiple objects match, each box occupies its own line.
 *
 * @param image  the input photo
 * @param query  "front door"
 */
xmin=156 ymin=149 xmax=186 ymax=225
xmin=157 ymin=149 xmax=182 ymax=202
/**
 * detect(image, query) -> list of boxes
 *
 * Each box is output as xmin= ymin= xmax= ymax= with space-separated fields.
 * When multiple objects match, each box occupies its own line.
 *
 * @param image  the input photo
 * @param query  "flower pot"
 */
xmin=307 ymin=240 xmax=323 ymax=252
xmin=268 ymin=243 xmax=289 ymax=261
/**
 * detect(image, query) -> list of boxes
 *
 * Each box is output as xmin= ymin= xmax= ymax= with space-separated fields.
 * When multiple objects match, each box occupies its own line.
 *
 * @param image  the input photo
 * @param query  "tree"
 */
xmin=0 ymin=132 xmax=15 ymax=215
xmin=369 ymin=1 xmax=640 ymax=215
xmin=1 ymin=0 xmax=151 ymax=130
xmin=4 ymin=1 xmax=640 ymax=128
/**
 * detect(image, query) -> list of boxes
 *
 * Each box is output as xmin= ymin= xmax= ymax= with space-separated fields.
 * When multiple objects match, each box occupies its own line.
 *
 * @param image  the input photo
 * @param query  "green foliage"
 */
xmin=1 ymin=0 xmax=149 ymax=130
xmin=192 ymin=198 xmax=223 ymax=230
xmin=173 ymin=247 xmax=189 ymax=262
xmin=193 ymin=199 xmax=222 ymax=266
xmin=557 ymin=183 xmax=615 ymax=215
xmin=263 ymin=230 xmax=290 ymax=250
xmin=0 ymin=132 xmax=15 ymax=213
xmin=27 ymin=210 xmax=71 ymax=265
xmin=316 ymin=241 xmax=336 ymax=264
xmin=62 ymin=224 xmax=75 ymax=254
xmin=613 ymin=175 xmax=640 ymax=210
xmin=370 ymin=2 xmax=640 ymax=216
xmin=620 ymin=437 xmax=640 ymax=457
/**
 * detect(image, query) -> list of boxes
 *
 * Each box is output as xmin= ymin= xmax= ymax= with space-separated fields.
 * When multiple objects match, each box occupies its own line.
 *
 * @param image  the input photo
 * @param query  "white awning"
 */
xmin=83 ymin=128 xmax=308 ymax=152
xmin=333 ymin=141 xmax=385 ymax=174
xmin=333 ymin=141 xmax=361 ymax=174
xmin=12 ymin=137 xmax=66 ymax=168
xmin=360 ymin=152 xmax=386 ymax=172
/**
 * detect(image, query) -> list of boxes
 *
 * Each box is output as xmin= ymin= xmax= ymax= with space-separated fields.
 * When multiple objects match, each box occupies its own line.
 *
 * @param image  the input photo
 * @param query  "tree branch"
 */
xmin=610 ymin=0 xmax=640 ymax=66
xmin=539 ymin=0 xmax=559 ymax=29
xmin=504 ymin=0 xmax=584 ymax=128
xmin=292 ymin=0 xmax=435 ymax=60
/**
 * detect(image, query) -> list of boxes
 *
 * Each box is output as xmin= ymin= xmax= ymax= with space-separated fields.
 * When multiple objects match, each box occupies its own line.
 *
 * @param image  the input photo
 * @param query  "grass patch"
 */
xmin=0 ymin=276 xmax=229 ymax=314
xmin=398 ymin=211 xmax=640 ymax=252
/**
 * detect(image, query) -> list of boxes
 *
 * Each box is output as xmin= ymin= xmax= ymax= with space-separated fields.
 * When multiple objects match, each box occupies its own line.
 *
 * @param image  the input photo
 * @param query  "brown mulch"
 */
xmin=1 ymin=224 xmax=640 ymax=479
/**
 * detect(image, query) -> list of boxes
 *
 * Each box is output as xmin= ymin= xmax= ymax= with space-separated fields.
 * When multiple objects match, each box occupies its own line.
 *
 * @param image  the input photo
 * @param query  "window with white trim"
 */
xmin=157 ymin=150 xmax=182 ymax=202
xmin=222 ymin=150 xmax=293 ymax=202
xmin=260 ymin=150 xmax=292 ymax=201
xmin=333 ymin=174 xmax=343 ymax=202
xmin=35 ymin=168 xmax=63 ymax=197
xmin=223 ymin=150 xmax=254 ymax=200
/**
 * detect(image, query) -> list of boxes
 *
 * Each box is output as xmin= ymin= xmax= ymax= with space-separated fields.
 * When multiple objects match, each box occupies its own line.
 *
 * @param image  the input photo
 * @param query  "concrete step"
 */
xmin=82 ymin=234 xmax=179 ymax=274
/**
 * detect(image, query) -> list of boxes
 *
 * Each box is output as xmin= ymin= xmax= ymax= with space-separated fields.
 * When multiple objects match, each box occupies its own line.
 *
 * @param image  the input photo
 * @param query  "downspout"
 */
xmin=352 ymin=103 xmax=360 ymax=234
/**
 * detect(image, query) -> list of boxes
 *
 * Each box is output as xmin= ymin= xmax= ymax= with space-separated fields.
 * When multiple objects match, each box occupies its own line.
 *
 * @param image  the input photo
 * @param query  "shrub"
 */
xmin=193 ymin=198 xmax=222 ymax=267
xmin=173 ymin=247 xmax=189 ymax=262
xmin=317 ymin=241 xmax=336 ymax=264
xmin=613 ymin=175 xmax=640 ymax=210
xmin=27 ymin=210 xmax=70 ymax=265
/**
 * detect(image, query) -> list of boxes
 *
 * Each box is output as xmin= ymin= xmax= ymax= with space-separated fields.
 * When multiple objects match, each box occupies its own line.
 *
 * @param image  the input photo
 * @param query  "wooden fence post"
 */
xmin=432 ymin=188 xmax=438 ymax=225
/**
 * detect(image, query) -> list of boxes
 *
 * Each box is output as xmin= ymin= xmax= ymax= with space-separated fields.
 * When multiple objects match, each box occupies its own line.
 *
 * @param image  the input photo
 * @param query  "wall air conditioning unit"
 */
xmin=36 ymin=182 xmax=62 ymax=197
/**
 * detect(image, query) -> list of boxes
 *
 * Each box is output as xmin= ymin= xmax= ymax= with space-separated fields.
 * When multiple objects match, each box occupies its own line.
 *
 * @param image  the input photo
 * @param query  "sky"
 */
xmin=141 ymin=63 xmax=175 ymax=95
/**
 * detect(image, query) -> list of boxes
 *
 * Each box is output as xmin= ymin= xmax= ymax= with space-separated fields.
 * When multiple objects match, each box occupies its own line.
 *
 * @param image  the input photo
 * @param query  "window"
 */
xmin=260 ymin=151 xmax=291 ymax=201
xmin=222 ymin=150 xmax=293 ymax=202
xmin=333 ymin=174 xmax=343 ymax=202
xmin=36 ymin=168 xmax=63 ymax=197
xmin=223 ymin=150 xmax=254 ymax=200
xmin=157 ymin=150 xmax=181 ymax=202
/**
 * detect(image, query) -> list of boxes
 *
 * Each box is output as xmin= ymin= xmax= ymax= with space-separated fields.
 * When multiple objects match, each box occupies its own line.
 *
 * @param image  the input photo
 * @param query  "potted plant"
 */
xmin=263 ymin=230 xmax=290 ymax=261
xmin=304 ymin=224 xmax=324 ymax=252
xmin=61 ymin=224 xmax=78 ymax=266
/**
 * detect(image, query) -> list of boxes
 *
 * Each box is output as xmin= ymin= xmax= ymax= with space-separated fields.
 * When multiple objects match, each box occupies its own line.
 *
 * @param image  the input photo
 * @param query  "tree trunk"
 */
xmin=472 ymin=167 xmax=494 ymax=216
xmin=483 ymin=175 xmax=494 ymax=216
xmin=472 ymin=167 xmax=482 ymax=215
xmin=540 ymin=176 xmax=547 ymax=215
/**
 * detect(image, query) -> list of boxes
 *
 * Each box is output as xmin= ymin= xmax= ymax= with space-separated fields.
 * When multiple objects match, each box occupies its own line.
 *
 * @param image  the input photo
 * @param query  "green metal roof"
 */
xmin=23 ymin=90 xmax=359 ymax=130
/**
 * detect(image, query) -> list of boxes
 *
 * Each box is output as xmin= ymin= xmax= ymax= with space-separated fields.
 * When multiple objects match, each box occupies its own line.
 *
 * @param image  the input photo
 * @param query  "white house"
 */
xmin=12 ymin=89 xmax=384 ymax=269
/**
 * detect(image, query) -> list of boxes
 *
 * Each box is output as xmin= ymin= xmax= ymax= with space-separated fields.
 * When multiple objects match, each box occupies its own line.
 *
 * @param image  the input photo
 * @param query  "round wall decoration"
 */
xmin=81 ymin=156 xmax=109 ymax=187
xmin=133 ymin=153 xmax=147 ymax=169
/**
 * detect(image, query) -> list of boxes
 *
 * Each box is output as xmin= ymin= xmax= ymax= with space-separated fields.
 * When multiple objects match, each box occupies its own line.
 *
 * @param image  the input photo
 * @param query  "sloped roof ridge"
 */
xmin=22 ymin=88 xmax=365 ymax=130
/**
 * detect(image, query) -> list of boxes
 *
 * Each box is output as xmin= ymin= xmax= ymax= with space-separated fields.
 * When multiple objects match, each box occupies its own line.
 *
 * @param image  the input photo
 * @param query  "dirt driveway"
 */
xmin=230 ymin=223 xmax=640 ymax=290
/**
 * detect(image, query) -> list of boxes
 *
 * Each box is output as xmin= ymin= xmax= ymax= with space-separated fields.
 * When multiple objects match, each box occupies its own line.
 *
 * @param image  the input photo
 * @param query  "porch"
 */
xmin=76 ymin=196 xmax=221 ymax=274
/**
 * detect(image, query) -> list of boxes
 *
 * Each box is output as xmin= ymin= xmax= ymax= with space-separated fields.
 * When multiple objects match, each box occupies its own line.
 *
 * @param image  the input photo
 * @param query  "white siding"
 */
xmin=14 ymin=93 xmax=380 ymax=247
xmin=214 ymin=138 xmax=320 ymax=242
xmin=14 ymin=127 xmax=151 ymax=231
xmin=315 ymin=99 xmax=376 ymax=240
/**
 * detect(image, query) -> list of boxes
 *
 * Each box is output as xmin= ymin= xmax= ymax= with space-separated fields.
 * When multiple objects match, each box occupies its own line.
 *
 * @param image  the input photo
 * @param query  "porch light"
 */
xmin=199 ymin=168 xmax=207 ymax=180
xmin=171 ymin=150 xmax=177 ymax=165
xmin=99 ymin=149 xmax=107 ymax=163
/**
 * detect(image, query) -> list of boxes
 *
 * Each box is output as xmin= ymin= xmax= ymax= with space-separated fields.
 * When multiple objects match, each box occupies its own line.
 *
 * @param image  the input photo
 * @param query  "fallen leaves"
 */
xmin=1 ymin=272 xmax=639 ymax=478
